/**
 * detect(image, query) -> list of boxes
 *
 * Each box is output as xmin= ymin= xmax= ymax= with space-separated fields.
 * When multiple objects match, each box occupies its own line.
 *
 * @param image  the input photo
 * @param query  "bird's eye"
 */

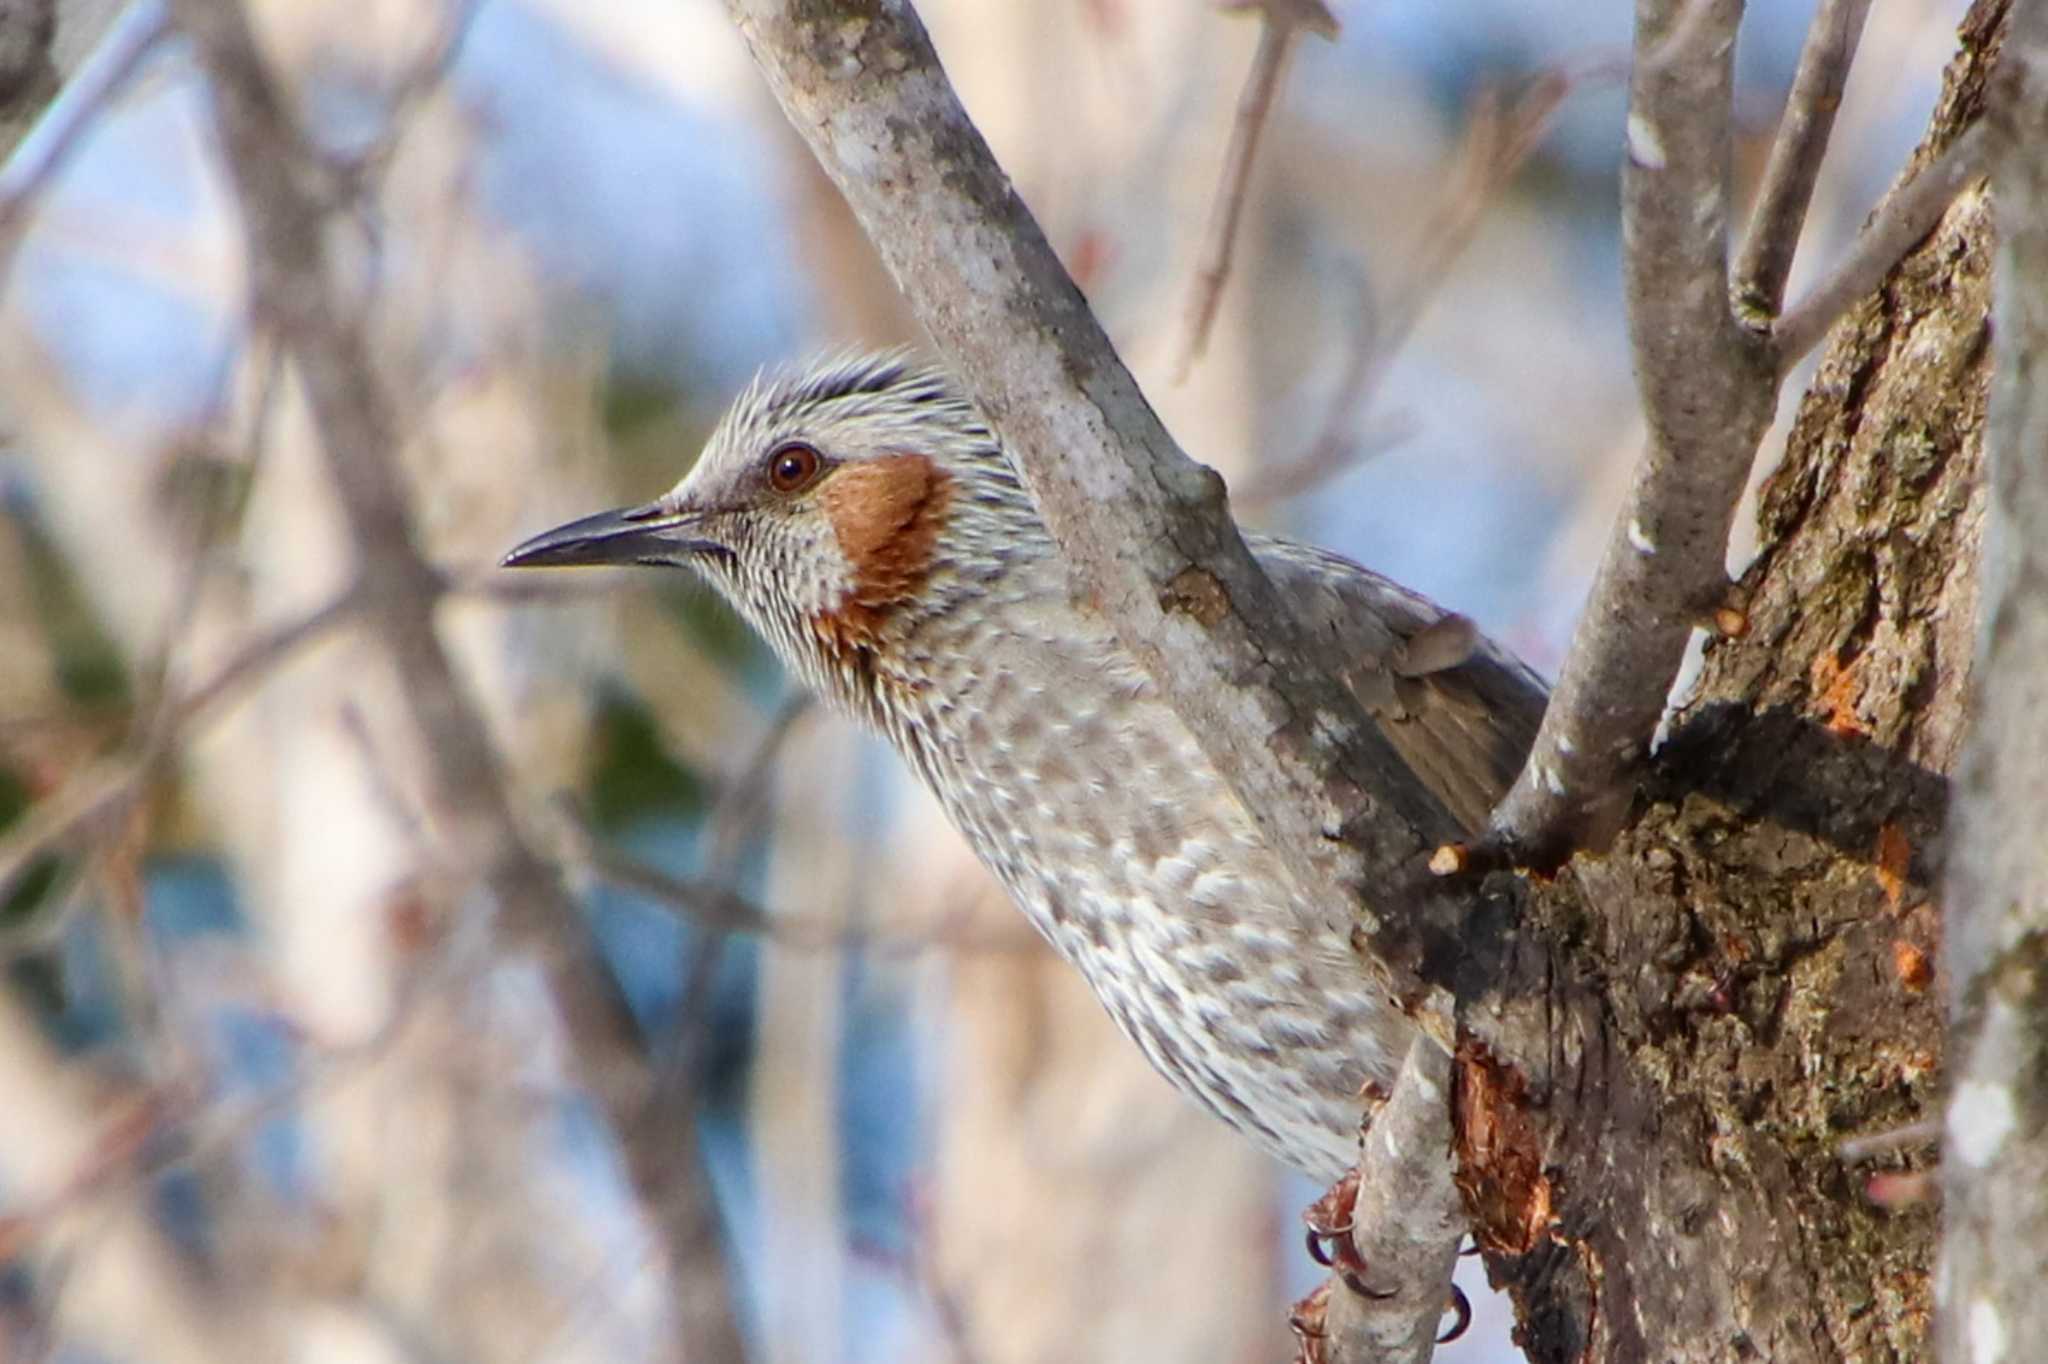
xmin=766 ymin=442 xmax=823 ymax=493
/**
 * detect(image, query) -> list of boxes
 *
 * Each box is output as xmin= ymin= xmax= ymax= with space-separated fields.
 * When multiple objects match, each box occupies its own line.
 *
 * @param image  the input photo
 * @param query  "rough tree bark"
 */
xmin=721 ymin=1 xmax=2009 ymax=1360
xmin=1480 ymin=4 xmax=2000 ymax=1354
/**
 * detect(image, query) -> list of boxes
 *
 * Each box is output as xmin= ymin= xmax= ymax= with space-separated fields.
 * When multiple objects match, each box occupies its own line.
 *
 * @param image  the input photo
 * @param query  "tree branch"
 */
xmin=1731 ymin=0 xmax=1873 ymax=322
xmin=554 ymin=800 xmax=1039 ymax=958
xmin=1170 ymin=0 xmax=1336 ymax=382
xmin=0 ymin=0 xmax=165 ymax=280
xmin=1319 ymin=1038 xmax=1464 ymax=1363
xmin=1490 ymin=0 xmax=1778 ymax=865
xmin=720 ymin=6 xmax=1488 ymax=1354
xmin=1938 ymin=2 xmax=2048 ymax=1353
xmin=0 ymin=587 xmax=360 ymax=906
xmin=1244 ymin=72 xmax=1567 ymax=508
xmin=1773 ymin=120 xmax=1988 ymax=366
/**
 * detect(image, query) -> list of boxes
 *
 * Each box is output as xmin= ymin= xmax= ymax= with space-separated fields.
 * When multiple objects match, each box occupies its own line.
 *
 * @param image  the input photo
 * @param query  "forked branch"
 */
xmin=1732 ymin=0 xmax=1875 ymax=322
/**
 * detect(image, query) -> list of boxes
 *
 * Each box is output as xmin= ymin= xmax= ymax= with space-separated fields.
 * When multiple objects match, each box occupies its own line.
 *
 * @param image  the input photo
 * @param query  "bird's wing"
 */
xmin=1248 ymin=535 xmax=1549 ymax=835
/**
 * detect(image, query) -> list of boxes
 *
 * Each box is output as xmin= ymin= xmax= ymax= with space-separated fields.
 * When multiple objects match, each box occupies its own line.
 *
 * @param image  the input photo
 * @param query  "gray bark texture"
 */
xmin=719 ymin=1 xmax=2015 ymax=1361
xmin=1939 ymin=0 xmax=2048 ymax=1356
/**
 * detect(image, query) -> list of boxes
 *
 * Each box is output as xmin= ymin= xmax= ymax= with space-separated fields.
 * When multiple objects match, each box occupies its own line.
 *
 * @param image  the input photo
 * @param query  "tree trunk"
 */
xmin=1467 ymin=5 xmax=2002 ymax=1358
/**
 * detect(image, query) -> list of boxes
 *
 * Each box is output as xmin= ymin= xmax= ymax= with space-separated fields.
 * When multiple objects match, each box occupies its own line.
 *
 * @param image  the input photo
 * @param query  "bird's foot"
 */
xmin=1290 ymin=1244 xmax=1475 ymax=1351
xmin=1301 ymin=1170 xmax=1476 ymax=1347
xmin=1287 ymin=1280 xmax=1331 ymax=1364
xmin=1301 ymin=1168 xmax=1393 ymax=1301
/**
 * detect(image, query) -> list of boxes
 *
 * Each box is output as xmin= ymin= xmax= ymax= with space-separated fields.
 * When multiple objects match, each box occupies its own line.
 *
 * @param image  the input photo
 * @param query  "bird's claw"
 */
xmin=1288 ymin=1281 xmax=1331 ymax=1364
xmin=1300 ymin=1168 xmax=1397 ymax=1299
xmin=1303 ymin=1223 xmax=1350 ymax=1268
xmin=1438 ymin=1283 xmax=1474 ymax=1343
xmin=1302 ymin=1168 xmax=1360 ymax=1268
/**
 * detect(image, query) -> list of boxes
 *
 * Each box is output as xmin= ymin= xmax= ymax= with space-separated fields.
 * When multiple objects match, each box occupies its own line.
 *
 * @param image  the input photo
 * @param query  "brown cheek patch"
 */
xmin=813 ymin=454 xmax=954 ymax=647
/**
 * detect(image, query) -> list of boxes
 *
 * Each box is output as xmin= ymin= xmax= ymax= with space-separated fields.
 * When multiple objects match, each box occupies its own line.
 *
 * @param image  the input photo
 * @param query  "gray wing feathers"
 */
xmin=1249 ymin=535 xmax=1549 ymax=835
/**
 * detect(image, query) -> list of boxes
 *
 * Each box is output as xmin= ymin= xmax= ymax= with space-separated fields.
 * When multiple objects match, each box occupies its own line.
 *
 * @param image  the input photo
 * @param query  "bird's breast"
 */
xmin=874 ymin=595 xmax=1412 ymax=1179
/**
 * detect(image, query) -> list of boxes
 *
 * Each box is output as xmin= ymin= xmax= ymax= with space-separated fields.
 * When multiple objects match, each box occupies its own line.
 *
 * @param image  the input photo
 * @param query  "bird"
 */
xmin=504 ymin=352 xmax=1547 ymax=1182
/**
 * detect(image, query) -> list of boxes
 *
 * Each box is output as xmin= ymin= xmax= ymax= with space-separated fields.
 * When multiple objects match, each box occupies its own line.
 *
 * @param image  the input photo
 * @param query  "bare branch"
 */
xmin=307 ymin=0 xmax=483 ymax=196
xmin=0 ymin=588 xmax=361 ymax=906
xmin=0 ymin=993 xmax=250 ymax=1364
xmin=719 ymin=12 xmax=1492 ymax=1353
xmin=1773 ymin=121 xmax=1988 ymax=366
xmin=1938 ymin=3 xmax=2048 ymax=1352
xmin=168 ymin=0 xmax=646 ymax=1121
xmin=553 ymin=799 xmax=1039 ymax=958
xmin=1490 ymin=0 xmax=1778 ymax=865
xmin=1319 ymin=1039 xmax=1464 ymax=1363
xmin=1492 ymin=0 xmax=1993 ymax=870
xmin=1246 ymin=72 xmax=1567 ymax=506
xmin=0 ymin=937 xmax=445 ymax=1262
xmin=1836 ymin=1118 xmax=1939 ymax=1164
xmin=1170 ymin=0 xmax=1337 ymax=382
xmin=0 ymin=0 xmax=167 ymax=276
xmin=1731 ymin=0 xmax=1874 ymax=322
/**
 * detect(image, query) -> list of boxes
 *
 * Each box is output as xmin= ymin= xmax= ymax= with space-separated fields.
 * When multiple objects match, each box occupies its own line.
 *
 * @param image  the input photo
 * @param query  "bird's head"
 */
xmin=504 ymin=352 xmax=1044 ymax=702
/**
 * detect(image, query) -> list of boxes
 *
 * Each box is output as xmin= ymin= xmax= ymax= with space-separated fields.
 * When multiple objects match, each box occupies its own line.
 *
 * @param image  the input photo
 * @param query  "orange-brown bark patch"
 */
xmin=1809 ymin=649 xmax=1870 ymax=737
xmin=813 ymin=453 xmax=953 ymax=648
xmin=1874 ymin=821 xmax=1911 ymax=911
xmin=1892 ymin=939 xmax=1933 ymax=991
xmin=1452 ymin=1038 xmax=1555 ymax=1255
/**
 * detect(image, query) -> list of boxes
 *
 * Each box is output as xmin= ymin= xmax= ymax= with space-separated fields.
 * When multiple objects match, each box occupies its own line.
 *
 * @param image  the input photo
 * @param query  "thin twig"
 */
xmin=0 ymin=933 xmax=454 ymax=1264
xmin=904 ymin=1183 xmax=988 ymax=1364
xmin=0 ymin=589 xmax=363 ymax=907
xmin=634 ymin=693 xmax=809 ymax=1361
xmin=1773 ymin=121 xmax=1988 ymax=367
xmin=133 ymin=342 xmax=287 ymax=762
xmin=1837 ymin=1118 xmax=1939 ymax=1163
xmin=1731 ymin=0 xmax=1875 ymax=322
xmin=0 ymin=0 xmax=170 ymax=278
xmin=0 ymin=869 xmax=92 ymax=966
xmin=1490 ymin=0 xmax=1778 ymax=867
xmin=1244 ymin=72 xmax=1568 ymax=505
xmin=309 ymin=0 xmax=485 ymax=204
xmin=1170 ymin=0 xmax=1337 ymax=383
xmin=555 ymin=803 xmax=1038 ymax=959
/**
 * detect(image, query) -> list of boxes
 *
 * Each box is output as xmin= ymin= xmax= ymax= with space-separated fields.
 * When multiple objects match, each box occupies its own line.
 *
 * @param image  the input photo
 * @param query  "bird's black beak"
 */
xmin=501 ymin=501 xmax=723 ymax=570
